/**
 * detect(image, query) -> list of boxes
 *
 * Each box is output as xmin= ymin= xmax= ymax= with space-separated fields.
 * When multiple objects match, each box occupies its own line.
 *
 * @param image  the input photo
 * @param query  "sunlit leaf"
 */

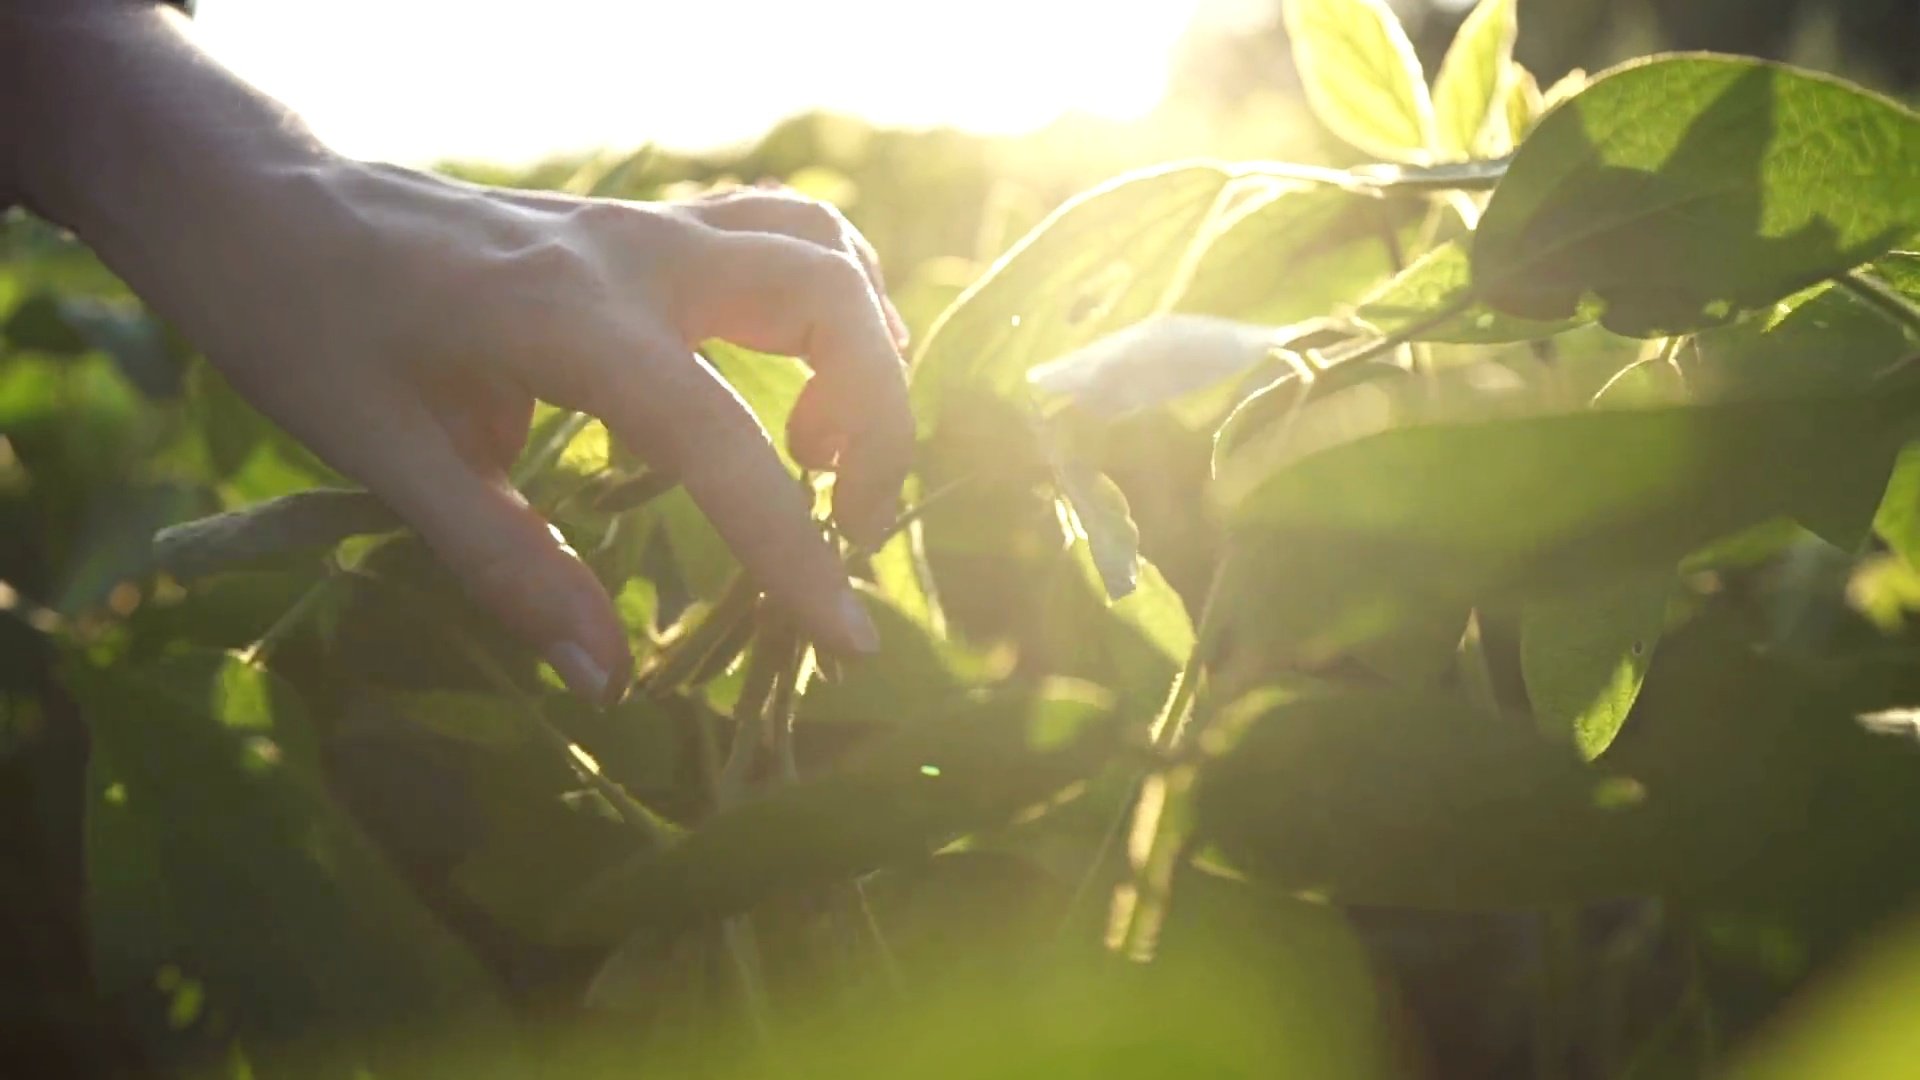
xmin=1474 ymin=55 xmax=1920 ymax=336
xmin=1520 ymin=573 xmax=1672 ymax=759
xmin=1176 ymin=184 xmax=1412 ymax=326
xmin=1357 ymin=240 xmax=1586 ymax=343
xmin=910 ymin=164 xmax=1232 ymax=418
xmin=153 ymin=489 xmax=397 ymax=580
xmin=1432 ymin=0 xmax=1518 ymax=160
xmin=1876 ymin=444 xmax=1920 ymax=567
xmin=1051 ymin=457 xmax=1141 ymax=601
xmin=76 ymin=651 xmax=504 ymax=1069
xmin=1282 ymin=0 xmax=1436 ymax=161
xmin=553 ymin=686 xmax=1118 ymax=943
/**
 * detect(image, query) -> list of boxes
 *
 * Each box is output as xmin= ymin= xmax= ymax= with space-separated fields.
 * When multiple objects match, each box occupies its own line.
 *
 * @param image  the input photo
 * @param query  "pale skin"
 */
xmin=1 ymin=2 xmax=914 ymax=701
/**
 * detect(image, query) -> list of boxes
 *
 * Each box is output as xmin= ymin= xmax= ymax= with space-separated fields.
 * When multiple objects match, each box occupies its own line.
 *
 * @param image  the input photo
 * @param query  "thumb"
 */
xmin=353 ymin=410 xmax=632 ymax=704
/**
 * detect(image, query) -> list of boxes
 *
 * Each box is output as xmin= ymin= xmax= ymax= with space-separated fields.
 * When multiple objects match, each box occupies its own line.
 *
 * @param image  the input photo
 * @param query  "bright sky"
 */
xmin=193 ymin=1 xmax=1221 ymax=166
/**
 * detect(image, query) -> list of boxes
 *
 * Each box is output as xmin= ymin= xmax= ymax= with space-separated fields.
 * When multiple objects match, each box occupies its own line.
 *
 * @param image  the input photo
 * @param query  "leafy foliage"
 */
xmin=5 ymin=6 xmax=1920 ymax=1077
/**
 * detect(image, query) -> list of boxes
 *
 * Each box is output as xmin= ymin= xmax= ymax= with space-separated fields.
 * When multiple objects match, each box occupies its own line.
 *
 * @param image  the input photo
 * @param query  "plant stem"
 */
xmin=719 ymin=630 xmax=784 ymax=805
xmin=1320 ymin=293 xmax=1480 ymax=370
xmin=1838 ymin=268 xmax=1920 ymax=342
xmin=1235 ymin=157 xmax=1510 ymax=193
xmin=855 ymin=470 xmax=987 ymax=556
xmin=237 ymin=563 xmax=342 ymax=668
xmin=512 ymin=409 xmax=594 ymax=488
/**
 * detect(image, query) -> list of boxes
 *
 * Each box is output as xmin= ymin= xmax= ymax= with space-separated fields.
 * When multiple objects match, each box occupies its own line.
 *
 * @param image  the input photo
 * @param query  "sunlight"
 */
xmin=193 ymin=0 xmax=1206 ymax=165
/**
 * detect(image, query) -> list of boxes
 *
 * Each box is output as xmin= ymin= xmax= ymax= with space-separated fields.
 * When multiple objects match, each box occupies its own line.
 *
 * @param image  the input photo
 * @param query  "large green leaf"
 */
xmin=1196 ymin=615 xmax=1916 ymax=907
xmin=553 ymin=685 xmax=1117 ymax=943
xmin=1473 ymin=55 xmax=1920 ymax=337
xmin=909 ymin=164 xmax=1232 ymax=419
xmin=1431 ymin=0 xmax=1519 ymax=159
xmin=1220 ymin=385 xmax=1920 ymax=663
xmin=76 ymin=651 xmax=504 ymax=1070
xmin=1282 ymin=0 xmax=1436 ymax=161
xmin=1175 ymin=184 xmax=1413 ymax=326
xmin=152 ymin=489 xmax=397 ymax=581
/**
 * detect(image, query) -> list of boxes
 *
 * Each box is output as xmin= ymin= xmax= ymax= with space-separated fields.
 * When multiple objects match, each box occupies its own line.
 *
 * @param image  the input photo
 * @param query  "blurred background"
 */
xmin=189 ymin=0 xmax=1920 ymax=170
xmin=184 ymin=0 xmax=1920 ymax=339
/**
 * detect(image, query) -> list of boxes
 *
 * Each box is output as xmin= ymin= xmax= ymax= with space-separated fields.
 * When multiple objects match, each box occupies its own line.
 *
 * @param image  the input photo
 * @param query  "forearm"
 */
xmin=1 ymin=3 xmax=354 ymax=350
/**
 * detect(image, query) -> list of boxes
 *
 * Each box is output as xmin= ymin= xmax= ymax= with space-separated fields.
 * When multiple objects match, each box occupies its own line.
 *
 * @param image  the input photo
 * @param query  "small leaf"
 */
xmin=1026 ymin=314 xmax=1279 ymax=418
xmin=1283 ymin=0 xmax=1437 ymax=161
xmin=153 ymin=489 xmax=398 ymax=580
xmin=1502 ymin=64 xmax=1547 ymax=151
xmin=1357 ymin=240 xmax=1587 ymax=343
xmin=1052 ymin=457 xmax=1142 ymax=601
xmin=1474 ymin=55 xmax=1920 ymax=336
xmin=1432 ymin=0 xmax=1519 ymax=160
xmin=1876 ymin=444 xmax=1920 ymax=567
xmin=1521 ymin=574 xmax=1672 ymax=759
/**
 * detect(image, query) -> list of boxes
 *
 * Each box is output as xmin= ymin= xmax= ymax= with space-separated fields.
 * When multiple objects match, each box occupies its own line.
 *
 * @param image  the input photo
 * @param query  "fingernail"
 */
xmin=545 ymin=641 xmax=610 ymax=702
xmin=835 ymin=591 xmax=881 ymax=655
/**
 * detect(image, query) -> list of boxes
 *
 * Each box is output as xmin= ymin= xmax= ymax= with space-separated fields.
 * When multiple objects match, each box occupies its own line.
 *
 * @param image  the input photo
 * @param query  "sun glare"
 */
xmin=193 ymin=0 xmax=1206 ymax=166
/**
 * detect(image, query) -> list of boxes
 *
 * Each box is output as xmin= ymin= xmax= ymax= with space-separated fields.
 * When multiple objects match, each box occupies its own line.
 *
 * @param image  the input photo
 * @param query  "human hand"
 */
xmin=191 ymin=163 xmax=911 ymax=702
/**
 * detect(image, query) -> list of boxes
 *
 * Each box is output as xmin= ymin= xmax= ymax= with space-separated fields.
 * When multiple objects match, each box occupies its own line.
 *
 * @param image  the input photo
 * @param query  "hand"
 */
xmin=195 ymin=163 xmax=911 ymax=701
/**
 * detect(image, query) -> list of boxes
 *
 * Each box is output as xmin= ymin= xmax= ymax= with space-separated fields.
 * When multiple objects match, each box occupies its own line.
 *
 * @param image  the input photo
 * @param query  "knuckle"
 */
xmin=804 ymin=247 xmax=869 ymax=300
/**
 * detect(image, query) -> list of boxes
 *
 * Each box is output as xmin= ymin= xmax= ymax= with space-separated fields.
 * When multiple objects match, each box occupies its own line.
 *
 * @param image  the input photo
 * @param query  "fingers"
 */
xmin=686 ymin=188 xmax=910 ymax=350
xmin=674 ymin=229 xmax=913 ymax=548
xmin=584 ymin=328 xmax=881 ymax=657
xmin=341 ymin=394 xmax=633 ymax=703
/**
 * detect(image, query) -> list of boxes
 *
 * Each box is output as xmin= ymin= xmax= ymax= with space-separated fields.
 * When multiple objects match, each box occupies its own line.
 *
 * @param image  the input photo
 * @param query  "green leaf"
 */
xmin=552 ymin=686 xmax=1118 ymax=943
xmin=1221 ymin=386 xmax=1919 ymax=663
xmin=76 ymin=651 xmax=504 ymax=1068
xmin=1026 ymin=314 xmax=1279 ymax=419
xmin=1283 ymin=0 xmax=1436 ymax=161
xmin=798 ymin=582 xmax=973 ymax=727
xmin=1197 ymin=614 xmax=1911 ymax=908
xmin=1473 ymin=55 xmax=1920 ymax=337
xmin=1431 ymin=0 xmax=1519 ymax=159
xmin=1520 ymin=573 xmax=1672 ymax=759
xmin=1051 ymin=457 xmax=1141 ymax=601
xmin=1357 ymin=240 xmax=1588 ymax=343
xmin=1694 ymin=285 xmax=1915 ymax=398
xmin=1730 ymin=914 xmax=1920 ymax=1080
xmin=1875 ymin=443 xmax=1920 ymax=567
xmin=1176 ymin=185 xmax=1413 ymax=326
xmin=152 ymin=489 xmax=398 ymax=580
xmin=703 ymin=339 xmax=810 ymax=470
xmin=910 ymin=163 xmax=1233 ymax=418
xmin=1111 ymin=558 xmax=1198 ymax=664
xmin=1195 ymin=688 xmax=1607 ymax=907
